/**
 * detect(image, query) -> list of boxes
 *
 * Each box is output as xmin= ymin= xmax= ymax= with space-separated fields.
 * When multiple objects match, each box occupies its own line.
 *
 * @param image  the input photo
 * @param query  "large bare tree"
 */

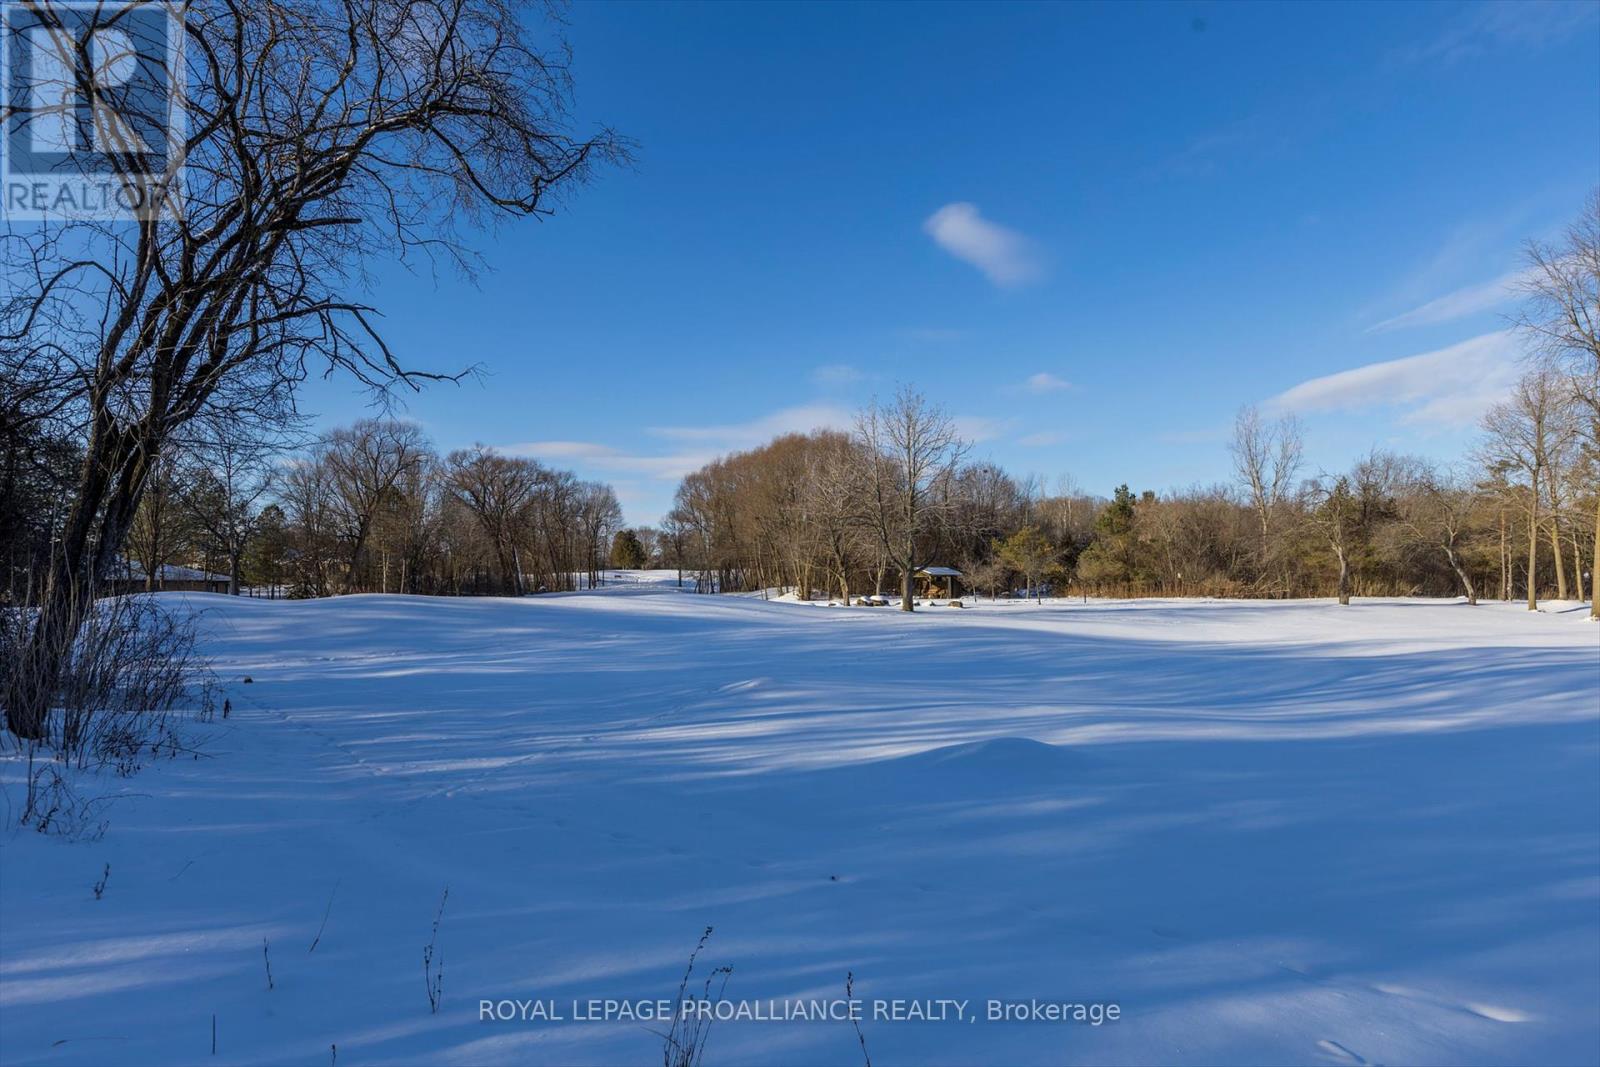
xmin=446 ymin=445 xmax=539 ymax=595
xmin=2 ymin=0 xmax=623 ymax=738
xmin=1480 ymin=369 xmax=1580 ymax=611
xmin=1517 ymin=190 xmax=1600 ymax=619
xmin=1393 ymin=463 xmax=1484 ymax=605
xmin=1230 ymin=404 xmax=1303 ymax=594
xmin=855 ymin=387 xmax=969 ymax=612
xmin=175 ymin=416 xmax=290 ymax=595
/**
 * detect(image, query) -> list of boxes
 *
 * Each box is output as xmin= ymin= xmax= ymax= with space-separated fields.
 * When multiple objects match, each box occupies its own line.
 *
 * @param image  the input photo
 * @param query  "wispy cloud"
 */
xmin=953 ymin=414 xmax=1014 ymax=443
xmin=649 ymin=403 xmax=853 ymax=445
xmin=1017 ymin=430 xmax=1067 ymax=447
xmin=1161 ymin=112 xmax=1285 ymax=180
xmin=499 ymin=440 xmax=711 ymax=481
xmin=810 ymin=363 xmax=868 ymax=386
xmin=501 ymin=404 xmax=855 ymax=494
xmin=1368 ymin=266 xmax=1534 ymax=333
xmin=1270 ymin=330 xmax=1521 ymax=427
xmin=1394 ymin=0 xmax=1597 ymax=66
xmin=923 ymin=203 xmax=1043 ymax=286
xmin=505 ymin=403 xmax=1019 ymax=521
xmin=1023 ymin=372 xmax=1073 ymax=394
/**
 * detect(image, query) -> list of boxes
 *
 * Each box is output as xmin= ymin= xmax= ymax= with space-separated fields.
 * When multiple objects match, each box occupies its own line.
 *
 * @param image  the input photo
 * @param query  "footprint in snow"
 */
xmin=1372 ymin=983 xmax=1530 ymax=1023
xmin=1463 ymin=1002 xmax=1531 ymax=1023
xmin=1315 ymin=1038 xmax=1370 ymax=1065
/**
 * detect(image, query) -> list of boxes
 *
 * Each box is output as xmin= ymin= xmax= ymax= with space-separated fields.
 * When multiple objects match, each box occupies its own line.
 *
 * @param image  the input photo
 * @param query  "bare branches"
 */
xmin=3 ymin=0 xmax=623 ymax=736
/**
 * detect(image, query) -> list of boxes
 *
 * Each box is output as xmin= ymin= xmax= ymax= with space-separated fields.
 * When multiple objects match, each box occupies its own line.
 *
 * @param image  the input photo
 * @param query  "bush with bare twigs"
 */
xmin=2 ymin=593 xmax=214 ymax=835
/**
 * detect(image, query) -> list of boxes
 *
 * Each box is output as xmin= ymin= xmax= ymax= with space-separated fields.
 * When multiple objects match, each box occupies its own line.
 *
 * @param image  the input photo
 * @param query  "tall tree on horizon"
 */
xmin=1516 ymin=189 xmax=1600 ymax=620
xmin=855 ymin=388 xmax=970 ymax=612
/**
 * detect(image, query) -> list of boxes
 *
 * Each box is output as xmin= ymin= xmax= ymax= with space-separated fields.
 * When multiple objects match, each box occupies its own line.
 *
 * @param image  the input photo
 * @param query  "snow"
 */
xmin=2 ymin=581 xmax=1597 ymax=1066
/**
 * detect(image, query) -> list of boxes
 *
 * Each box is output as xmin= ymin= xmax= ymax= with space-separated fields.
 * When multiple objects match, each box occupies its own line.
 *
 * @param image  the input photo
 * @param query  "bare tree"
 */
xmin=574 ymin=482 xmax=622 ymax=589
xmin=855 ymin=388 xmax=969 ymax=611
xmin=281 ymin=456 xmax=338 ymax=598
xmin=2 ymin=0 xmax=624 ymax=738
xmin=1304 ymin=475 xmax=1357 ymax=605
xmin=804 ymin=432 xmax=866 ymax=602
xmin=1394 ymin=463 xmax=1482 ymax=604
xmin=1230 ymin=405 xmax=1303 ymax=593
xmin=176 ymin=417 xmax=289 ymax=594
xmin=1480 ymin=369 xmax=1580 ymax=611
xmin=1517 ymin=189 xmax=1600 ymax=619
xmin=446 ymin=446 xmax=539 ymax=595
xmin=125 ymin=451 xmax=188 ymax=592
xmin=323 ymin=421 xmax=432 ymax=594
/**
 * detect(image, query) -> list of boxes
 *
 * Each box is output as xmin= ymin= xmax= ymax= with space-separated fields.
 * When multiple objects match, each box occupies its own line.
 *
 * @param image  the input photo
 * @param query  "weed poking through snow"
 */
xmin=658 ymin=926 xmax=733 ymax=1067
xmin=423 ymin=888 xmax=448 ymax=1013
xmin=309 ymin=882 xmax=338 ymax=953
xmin=92 ymin=863 xmax=110 ymax=900
xmin=846 ymin=971 xmax=872 ymax=1067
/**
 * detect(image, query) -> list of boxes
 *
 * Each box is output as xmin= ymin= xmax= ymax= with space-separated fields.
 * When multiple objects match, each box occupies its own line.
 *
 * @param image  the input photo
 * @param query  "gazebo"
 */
xmin=913 ymin=566 xmax=963 ymax=598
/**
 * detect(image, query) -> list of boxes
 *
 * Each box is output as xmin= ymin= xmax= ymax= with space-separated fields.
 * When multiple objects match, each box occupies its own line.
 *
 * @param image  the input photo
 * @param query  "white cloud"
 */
xmin=810 ymin=363 xmax=866 ymax=386
xmin=953 ymin=414 xmax=1012 ymax=443
xmin=1017 ymin=431 xmax=1067 ymax=447
xmin=1269 ymin=330 xmax=1521 ymax=427
xmin=1369 ymin=267 xmax=1533 ymax=332
xmin=500 ymin=404 xmax=856 ymax=504
xmin=504 ymin=404 xmax=1024 ymax=523
xmin=923 ymin=203 xmax=1043 ymax=286
xmin=1395 ymin=0 xmax=1597 ymax=66
xmin=499 ymin=440 xmax=711 ymax=481
xmin=648 ymin=404 xmax=853 ymax=445
xmin=1024 ymin=372 xmax=1073 ymax=394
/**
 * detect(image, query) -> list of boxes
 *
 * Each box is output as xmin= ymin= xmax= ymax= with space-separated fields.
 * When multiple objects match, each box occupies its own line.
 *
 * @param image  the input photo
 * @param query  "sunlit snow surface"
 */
xmin=3 ymin=575 xmax=1597 ymax=1066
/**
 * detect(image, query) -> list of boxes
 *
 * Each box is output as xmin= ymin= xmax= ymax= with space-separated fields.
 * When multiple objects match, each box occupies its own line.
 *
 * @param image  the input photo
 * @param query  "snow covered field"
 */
xmin=2 ymin=578 xmax=1597 ymax=1066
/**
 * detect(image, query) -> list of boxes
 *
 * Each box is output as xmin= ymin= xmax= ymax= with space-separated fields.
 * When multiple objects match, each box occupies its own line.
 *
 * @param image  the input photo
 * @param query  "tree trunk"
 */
xmin=1336 ymin=550 xmax=1351 ymax=606
xmin=1550 ymin=518 xmax=1568 ymax=599
xmin=1444 ymin=546 xmax=1476 ymax=605
xmin=1570 ymin=528 xmax=1583 ymax=603
xmin=1526 ymin=493 xmax=1539 ymax=611
xmin=900 ymin=566 xmax=915 ymax=612
xmin=229 ymin=548 xmax=242 ymax=595
xmin=1592 ymin=498 xmax=1599 ymax=621
xmin=6 ymin=415 xmax=149 ymax=739
xmin=1499 ymin=509 xmax=1509 ymax=601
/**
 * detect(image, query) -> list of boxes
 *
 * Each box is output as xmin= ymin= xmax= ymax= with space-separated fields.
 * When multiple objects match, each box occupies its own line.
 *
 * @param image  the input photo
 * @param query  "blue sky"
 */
xmin=298 ymin=0 xmax=1600 ymax=525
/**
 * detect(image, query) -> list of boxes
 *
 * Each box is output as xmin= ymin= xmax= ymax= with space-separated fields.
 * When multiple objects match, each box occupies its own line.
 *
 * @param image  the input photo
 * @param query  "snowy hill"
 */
xmin=1 ymin=592 xmax=1596 ymax=1066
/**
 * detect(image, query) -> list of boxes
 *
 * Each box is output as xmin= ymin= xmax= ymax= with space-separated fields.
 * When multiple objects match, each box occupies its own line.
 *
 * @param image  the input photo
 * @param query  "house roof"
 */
xmin=916 ymin=566 xmax=963 ymax=577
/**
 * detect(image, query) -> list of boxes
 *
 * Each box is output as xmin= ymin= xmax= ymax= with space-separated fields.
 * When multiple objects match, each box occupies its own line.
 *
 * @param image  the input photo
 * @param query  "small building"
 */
xmin=914 ymin=566 xmax=963 ymax=598
xmin=104 ymin=560 xmax=232 ymax=596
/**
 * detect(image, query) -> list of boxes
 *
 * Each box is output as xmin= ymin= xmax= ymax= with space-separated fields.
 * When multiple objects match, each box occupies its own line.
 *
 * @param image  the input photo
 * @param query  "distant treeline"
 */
xmin=4 ymin=200 xmax=1596 ymax=614
xmin=653 ymin=378 xmax=1594 ymax=608
xmin=2 ymin=418 xmax=623 ymax=601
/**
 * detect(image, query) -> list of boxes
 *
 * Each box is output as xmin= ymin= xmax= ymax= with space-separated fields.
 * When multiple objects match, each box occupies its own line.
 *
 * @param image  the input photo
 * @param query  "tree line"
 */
xmin=3 ymin=418 xmax=625 ymax=602
xmin=651 ymin=383 xmax=1593 ymax=612
xmin=655 ymin=197 xmax=1600 ymax=617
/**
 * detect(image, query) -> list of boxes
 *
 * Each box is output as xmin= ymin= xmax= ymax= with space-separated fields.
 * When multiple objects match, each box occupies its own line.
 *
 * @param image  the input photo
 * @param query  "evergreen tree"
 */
xmin=610 ymin=528 xmax=647 ymax=570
